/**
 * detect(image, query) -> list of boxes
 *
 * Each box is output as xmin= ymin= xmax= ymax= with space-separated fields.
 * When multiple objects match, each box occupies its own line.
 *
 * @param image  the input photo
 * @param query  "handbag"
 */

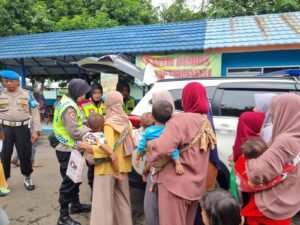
xmin=48 ymin=133 xmax=60 ymax=148
xmin=66 ymin=150 xmax=85 ymax=183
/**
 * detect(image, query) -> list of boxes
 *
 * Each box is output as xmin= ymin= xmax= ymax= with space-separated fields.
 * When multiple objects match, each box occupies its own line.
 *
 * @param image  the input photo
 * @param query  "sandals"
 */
xmin=32 ymin=162 xmax=43 ymax=168
xmin=11 ymin=159 xmax=19 ymax=166
xmin=0 ymin=187 xmax=10 ymax=197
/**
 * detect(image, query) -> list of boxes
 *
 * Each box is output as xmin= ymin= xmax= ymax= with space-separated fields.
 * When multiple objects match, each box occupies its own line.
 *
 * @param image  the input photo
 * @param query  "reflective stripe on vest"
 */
xmin=124 ymin=98 xmax=135 ymax=115
xmin=81 ymin=101 xmax=106 ymax=117
xmin=53 ymin=95 xmax=84 ymax=149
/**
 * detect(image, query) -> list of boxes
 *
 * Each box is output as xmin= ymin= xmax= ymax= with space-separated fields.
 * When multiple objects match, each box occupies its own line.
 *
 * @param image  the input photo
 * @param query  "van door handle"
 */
xmin=216 ymin=124 xmax=234 ymax=133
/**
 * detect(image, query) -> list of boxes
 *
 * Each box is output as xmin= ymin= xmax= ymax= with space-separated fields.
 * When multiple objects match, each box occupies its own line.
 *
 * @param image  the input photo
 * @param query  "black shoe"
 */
xmin=70 ymin=203 xmax=91 ymax=214
xmin=57 ymin=215 xmax=81 ymax=225
xmin=24 ymin=176 xmax=35 ymax=191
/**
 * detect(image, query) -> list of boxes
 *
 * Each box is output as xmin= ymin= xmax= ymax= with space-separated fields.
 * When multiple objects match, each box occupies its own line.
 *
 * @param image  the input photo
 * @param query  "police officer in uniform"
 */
xmin=0 ymin=70 xmax=40 ymax=191
xmin=79 ymin=83 xmax=106 ymax=117
xmin=116 ymin=82 xmax=135 ymax=115
xmin=53 ymin=78 xmax=91 ymax=225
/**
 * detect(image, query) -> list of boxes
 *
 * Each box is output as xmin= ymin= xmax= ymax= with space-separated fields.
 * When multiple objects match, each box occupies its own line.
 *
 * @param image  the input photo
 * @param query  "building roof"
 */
xmin=0 ymin=20 xmax=206 ymax=59
xmin=205 ymin=11 xmax=300 ymax=51
xmin=0 ymin=11 xmax=299 ymax=76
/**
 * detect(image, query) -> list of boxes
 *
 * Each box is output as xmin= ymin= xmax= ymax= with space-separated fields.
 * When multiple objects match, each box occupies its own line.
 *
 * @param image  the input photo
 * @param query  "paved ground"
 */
xmin=1 ymin=132 xmax=299 ymax=225
xmin=0 ymin=133 xmax=145 ymax=225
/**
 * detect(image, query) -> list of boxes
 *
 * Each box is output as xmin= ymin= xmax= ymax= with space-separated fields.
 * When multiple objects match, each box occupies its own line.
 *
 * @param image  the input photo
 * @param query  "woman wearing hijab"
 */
xmin=228 ymin=111 xmax=265 ymax=207
xmin=242 ymin=93 xmax=300 ymax=225
xmin=254 ymin=93 xmax=277 ymax=143
xmin=80 ymin=91 xmax=133 ymax=225
xmin=143 ymin=90 xmax=175 ymax=225
xmin=232 ymin=112 xmax=265 ymax=163
xmin=79 ymin=83 xmax=106 ymax=117
xmin=148 ymin=82 xmax=216 ymax=225
xmin=53 ymin=78 xmax=91 ymax=225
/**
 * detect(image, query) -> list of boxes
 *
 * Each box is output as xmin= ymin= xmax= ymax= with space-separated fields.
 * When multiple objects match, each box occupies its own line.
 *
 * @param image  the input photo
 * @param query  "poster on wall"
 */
xmin=101 ymin=73 xmax=118 ymax=94
xmin=136 ymin=53 xmax=222 ymax=79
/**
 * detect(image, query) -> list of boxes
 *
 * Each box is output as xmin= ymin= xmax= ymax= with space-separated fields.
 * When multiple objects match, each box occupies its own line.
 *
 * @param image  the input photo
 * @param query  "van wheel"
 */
xmin=216 ymin=161 xmax=230 ymax=190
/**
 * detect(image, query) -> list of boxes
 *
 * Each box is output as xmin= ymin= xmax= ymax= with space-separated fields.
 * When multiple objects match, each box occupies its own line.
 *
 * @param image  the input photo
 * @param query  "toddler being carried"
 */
xmin=82 ymin=113 xmax=124 ymax=181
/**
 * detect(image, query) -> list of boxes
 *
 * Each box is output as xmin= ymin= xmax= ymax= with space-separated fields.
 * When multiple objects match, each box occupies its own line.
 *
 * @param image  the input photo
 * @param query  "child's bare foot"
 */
xmin=175 ymin=163 xmax=184 ymax=175
xmin=135 ymin=159 xmax=140 ymax=168
xmin=114 ymin=173 xmax=125 ymax=181
xmin=142 ymin=174 xmax=147 ymax=182
xmin=149 ymin=183 xmax=155 ymax=192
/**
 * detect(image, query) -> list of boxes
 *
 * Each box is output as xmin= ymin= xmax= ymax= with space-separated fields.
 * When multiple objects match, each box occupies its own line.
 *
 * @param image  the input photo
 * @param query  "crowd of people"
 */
xmin=0 ymin=69 xmax=300 ymax=225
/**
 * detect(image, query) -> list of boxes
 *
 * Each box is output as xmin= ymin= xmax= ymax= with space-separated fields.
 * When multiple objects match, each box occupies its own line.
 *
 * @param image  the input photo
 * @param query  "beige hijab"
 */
xmin=105 ymin=91 xmax=129 ymax=133
xmin=152 ymin=90 xmax=175 ymax=113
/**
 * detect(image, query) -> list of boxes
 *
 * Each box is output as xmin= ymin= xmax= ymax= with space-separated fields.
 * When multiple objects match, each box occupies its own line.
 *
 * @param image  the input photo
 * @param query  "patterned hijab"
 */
xmin=152 ymin=90 xmax=175 ymax=113
xmin=105 ymin=91 xmax=129 ymax=133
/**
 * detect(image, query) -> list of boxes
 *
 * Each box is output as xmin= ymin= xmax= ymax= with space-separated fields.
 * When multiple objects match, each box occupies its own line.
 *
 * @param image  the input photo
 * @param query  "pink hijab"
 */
xmin=105 ymin=91 xmax=129 ymax=133
xmin=270 ymin=93 xmax=300 ymax=142
xmin=246 ymin=93 xmax=300 ymax=219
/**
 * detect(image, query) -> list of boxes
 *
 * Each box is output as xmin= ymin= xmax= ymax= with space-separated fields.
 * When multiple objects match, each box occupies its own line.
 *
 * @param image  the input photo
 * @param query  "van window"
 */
xmin=220 ymin=90 xmax=285 ymax=117
xmin=169 ymin=86 xmax=216 ymax=111
xmin=149 ymin=86 xmax=216 ymax=111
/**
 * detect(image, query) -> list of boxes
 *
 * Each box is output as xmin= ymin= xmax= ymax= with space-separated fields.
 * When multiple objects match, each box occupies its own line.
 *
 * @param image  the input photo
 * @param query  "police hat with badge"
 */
xmin=0 ymin=70 xmax=20 ymax=80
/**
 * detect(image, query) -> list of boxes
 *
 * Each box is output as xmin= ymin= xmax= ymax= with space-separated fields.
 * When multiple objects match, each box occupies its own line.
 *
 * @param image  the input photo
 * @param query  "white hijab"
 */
xmin=254 ymin=93 xmax=277 ymax=143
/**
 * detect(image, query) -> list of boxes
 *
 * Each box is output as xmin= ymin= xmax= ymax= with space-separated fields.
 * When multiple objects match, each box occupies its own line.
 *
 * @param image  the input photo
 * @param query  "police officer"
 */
xmin=0 ymin=70 xmax=40 ymax=191
xmin=79 ymin=83 xmax=106 ymax=117
xmin=53 ymin=78 xmax=91 ymax=225
xmin=116 ymin=82 xmax=135 ymax=114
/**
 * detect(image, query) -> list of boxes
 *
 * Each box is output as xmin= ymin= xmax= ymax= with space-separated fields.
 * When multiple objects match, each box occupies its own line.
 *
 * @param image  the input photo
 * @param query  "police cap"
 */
xmin=0 ymin=70 xmax=20 ymax=80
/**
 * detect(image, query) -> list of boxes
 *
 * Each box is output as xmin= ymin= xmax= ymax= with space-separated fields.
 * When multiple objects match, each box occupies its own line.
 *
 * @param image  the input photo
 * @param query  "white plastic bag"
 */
xmin=66 ymin=150 xmax=85 ymax=183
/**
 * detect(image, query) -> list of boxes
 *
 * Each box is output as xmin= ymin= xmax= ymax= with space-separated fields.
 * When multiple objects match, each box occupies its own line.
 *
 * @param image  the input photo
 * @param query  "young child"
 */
xmin=135 ymin=100 xmax=184 ymax=191
xmin=132 ymin=112 xmax=154 ymax=147
xmin=0 ymin=125 xmax=10 ymax=196
xmin=82 ymin=113 xmax=124 ymax=181
xmin=235 ymin=138 xmax=300 ymax=192
xmin=201 ymin=189 xmax=243 ymax=225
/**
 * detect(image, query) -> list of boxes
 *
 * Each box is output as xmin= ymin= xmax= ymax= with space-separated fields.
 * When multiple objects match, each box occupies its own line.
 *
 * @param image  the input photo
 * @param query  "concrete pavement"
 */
xmin=0 ymin=133 xmax=145 ymax=225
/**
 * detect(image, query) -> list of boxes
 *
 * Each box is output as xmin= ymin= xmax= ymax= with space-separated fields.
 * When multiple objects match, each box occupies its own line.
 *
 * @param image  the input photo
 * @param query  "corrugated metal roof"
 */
xmin=205 ymin=11 xmax=300 ymax=49
xmin=0 ymin=20 xmax=206 ymax=59
xmin=0 ymin=11 xmax=299 ymax=62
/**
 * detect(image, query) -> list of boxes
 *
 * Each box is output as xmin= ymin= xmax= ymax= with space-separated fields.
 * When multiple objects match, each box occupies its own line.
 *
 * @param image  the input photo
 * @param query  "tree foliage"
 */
xmin=159 ymin=0 xmax=300 ymax=22
xmin=206 ymin=0 xmax=300 ymax=18
xmin=0 ymin=0 xmax=159 ymax=36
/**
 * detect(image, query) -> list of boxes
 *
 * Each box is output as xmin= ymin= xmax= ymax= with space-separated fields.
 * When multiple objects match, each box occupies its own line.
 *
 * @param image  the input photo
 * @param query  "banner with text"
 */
xmin=136 ymin=53 xmax=221 ymax=79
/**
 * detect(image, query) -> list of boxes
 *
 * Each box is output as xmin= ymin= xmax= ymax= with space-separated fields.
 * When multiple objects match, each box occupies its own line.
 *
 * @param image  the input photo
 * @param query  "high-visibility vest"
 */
xmin=124 ymin=97 xmax=135 ymax=115
xmin=80 ymin=100 xmax=106 ymax=118
xmin=53 ymin=95 xmax=84 ymax=149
